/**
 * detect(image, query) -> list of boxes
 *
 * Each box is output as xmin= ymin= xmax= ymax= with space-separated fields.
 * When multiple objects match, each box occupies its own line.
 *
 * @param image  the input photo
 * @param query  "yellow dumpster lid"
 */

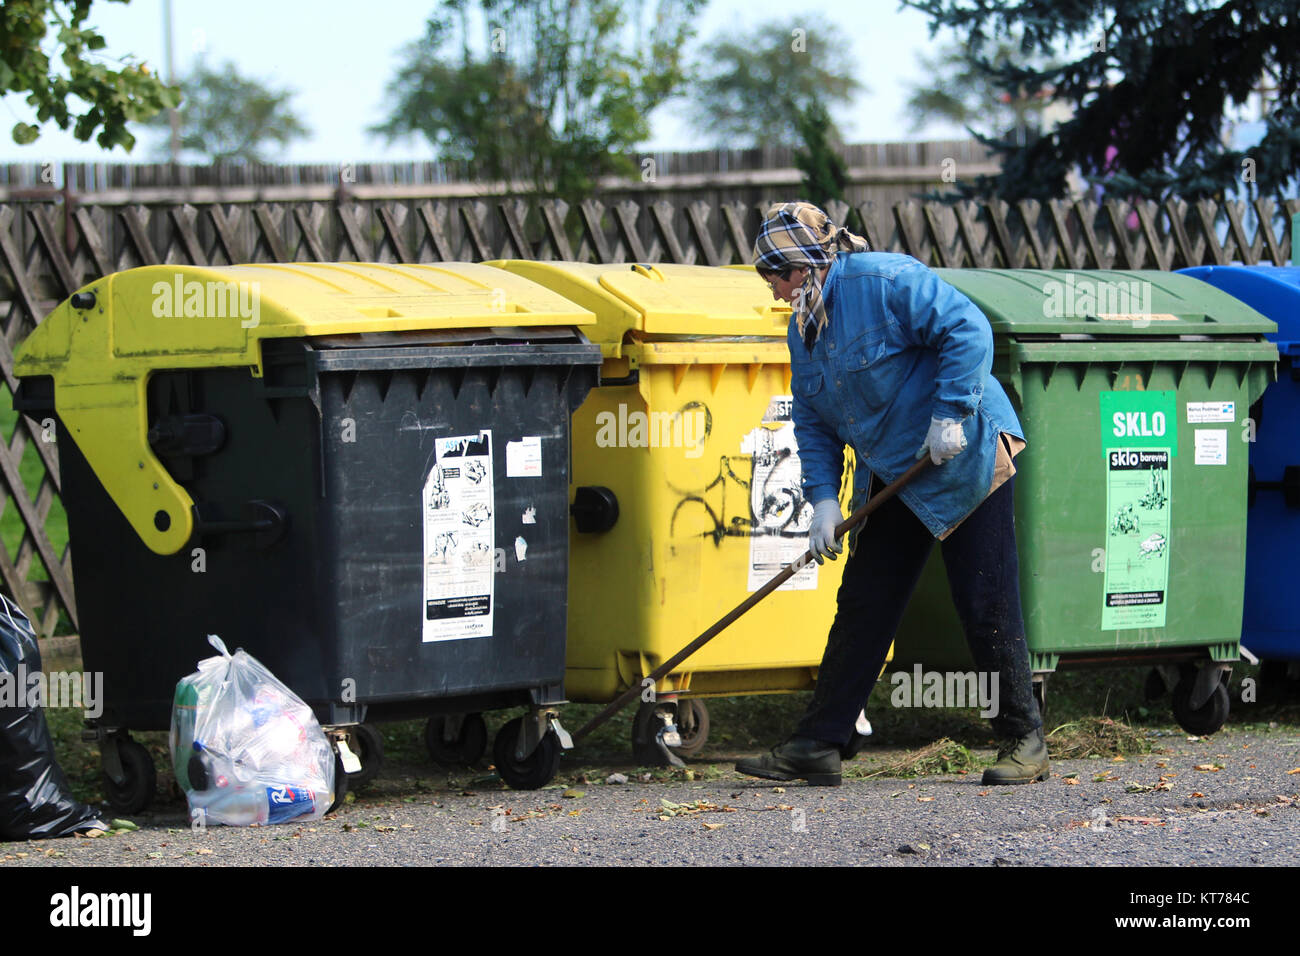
xmin=484 ymin=261 xmax=792 ymax=343
xmin=14 ymin=262 xmax=596 ymax=557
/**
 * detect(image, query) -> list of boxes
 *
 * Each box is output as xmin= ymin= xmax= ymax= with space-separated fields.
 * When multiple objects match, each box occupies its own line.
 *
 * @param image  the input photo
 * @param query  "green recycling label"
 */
xmin=1102 ymin=448 xmax=1171 ymax=629
xmin=1099 ymin=391 xmax=1176 ymax=630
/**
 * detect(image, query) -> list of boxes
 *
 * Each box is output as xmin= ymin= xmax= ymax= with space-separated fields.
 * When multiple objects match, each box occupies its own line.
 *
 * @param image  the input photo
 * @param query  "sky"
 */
xmin=0 ymin=0 xmax=974 ymax=165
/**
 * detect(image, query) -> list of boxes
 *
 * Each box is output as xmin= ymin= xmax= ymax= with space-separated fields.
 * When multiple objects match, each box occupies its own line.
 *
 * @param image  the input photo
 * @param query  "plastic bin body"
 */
xmin=1179 ymin=265 xmax=1300 ymax=661
xmin=14 ymin=263 xmax=600 ymax=730
xmin=486 ymin=261 xmax=859 ymax=702
xmin=887 ymin=270 xmax=1276 ymax=673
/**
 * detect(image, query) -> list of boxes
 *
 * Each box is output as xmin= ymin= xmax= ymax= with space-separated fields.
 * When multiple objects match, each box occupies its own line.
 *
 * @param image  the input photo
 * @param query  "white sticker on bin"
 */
xmin=1186 ymin=401 xmax=1235 ymax=424
xmin=1194 ymin=429 xmax=1228 ymax=465
xmin=743 ymin=396 xmax=817 ymax=592
xmin=506 ymin=436 xmax=542 ymax=477
xmin=422 ymin=430 xmax=494 ymax=642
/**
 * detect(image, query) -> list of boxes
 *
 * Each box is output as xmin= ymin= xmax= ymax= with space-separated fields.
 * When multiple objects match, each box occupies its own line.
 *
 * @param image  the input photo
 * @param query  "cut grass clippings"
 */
xmin=848 ymin=737 xmax=978 ymax=779
xmin=1046 ymin=716 xmax=1154 ymax=760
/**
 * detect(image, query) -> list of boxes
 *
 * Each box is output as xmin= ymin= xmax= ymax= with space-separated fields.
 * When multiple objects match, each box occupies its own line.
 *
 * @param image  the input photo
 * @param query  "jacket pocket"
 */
xmin=844 ymin=333 xmax=902 ymax=407
xmin=793 ymin=368 xmax=824 ymax=399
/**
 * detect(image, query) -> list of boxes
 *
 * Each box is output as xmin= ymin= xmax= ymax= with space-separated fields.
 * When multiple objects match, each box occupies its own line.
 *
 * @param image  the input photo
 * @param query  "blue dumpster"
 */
xmin=1180 ymin=266 xmax=1300 ymax=691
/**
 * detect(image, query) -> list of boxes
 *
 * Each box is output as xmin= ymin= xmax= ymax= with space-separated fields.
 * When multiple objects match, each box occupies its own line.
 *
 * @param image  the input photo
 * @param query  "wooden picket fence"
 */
xmin=0 ymin=193 xmax=1296 ymax=636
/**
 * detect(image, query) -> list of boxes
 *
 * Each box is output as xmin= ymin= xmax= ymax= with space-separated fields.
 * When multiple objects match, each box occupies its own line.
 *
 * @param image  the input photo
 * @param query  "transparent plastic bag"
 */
xmin=170 ymin=635 xmax=335 ymax=827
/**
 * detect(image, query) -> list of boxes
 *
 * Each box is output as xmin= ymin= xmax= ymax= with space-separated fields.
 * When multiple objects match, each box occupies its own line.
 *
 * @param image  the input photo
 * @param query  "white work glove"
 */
xmin=916 ymin=416 xmax=967 ymax=465
xmin=808 ymin=498 xmax=843 ymax=564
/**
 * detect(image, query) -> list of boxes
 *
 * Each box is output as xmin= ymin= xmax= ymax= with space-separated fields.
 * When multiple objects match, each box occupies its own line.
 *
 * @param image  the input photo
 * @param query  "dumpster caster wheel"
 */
xmin=493 ymin=717 xmax=561 ymax=790
xmin=345 ymin=724 xmax=385 ymax=787
xmin=425 ymin=713 xmax=488 ymax=766
xmin=326 ymin=750 xmax=349 ymax=815
xmin=674 ymin=699 xmax=710 ymax=758
xmin=631 ymin=701 xmax=685 ymax=767
xmin=1172 ymin=673 xmax=1230 ymax=736
xmin=101 ymin=737 xmax=156 ymax=814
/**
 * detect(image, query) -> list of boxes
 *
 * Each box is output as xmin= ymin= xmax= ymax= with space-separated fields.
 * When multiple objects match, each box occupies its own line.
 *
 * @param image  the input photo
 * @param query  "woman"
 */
xmin=734 ymin=201 xmax=1047 ymax=787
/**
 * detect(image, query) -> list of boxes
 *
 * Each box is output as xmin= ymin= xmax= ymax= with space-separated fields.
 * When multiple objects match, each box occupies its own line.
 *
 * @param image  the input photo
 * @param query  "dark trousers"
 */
xmin=795 ymin=473 xmax=1041 ymax=744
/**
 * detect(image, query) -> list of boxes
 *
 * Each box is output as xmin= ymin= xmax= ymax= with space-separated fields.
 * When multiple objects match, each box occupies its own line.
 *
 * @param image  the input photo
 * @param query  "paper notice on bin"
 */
xmin=743 ymin=396 xmax=817 ymax=592
xmin=423 ymin=430 xmax=495 ymax=642
xmin=506 ymin=436 xmax=542 ymax=477
xmin=1194 ymin=429 xmax=1228 ymax=465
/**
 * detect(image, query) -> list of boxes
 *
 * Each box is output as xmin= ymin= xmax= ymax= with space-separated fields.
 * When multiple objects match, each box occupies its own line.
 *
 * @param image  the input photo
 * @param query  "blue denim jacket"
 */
xmin=790 ymin=252 xmax=1025 ymax=538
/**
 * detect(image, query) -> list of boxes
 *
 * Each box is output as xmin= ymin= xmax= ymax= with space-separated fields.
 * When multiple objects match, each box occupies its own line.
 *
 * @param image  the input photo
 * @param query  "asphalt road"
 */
xmin=4 ymin=726 xmax=1299 ymax=867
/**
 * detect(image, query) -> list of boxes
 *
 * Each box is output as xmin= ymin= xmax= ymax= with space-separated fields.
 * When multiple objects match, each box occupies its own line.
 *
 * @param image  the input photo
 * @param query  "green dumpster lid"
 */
xmin=484 ymin=261 xmax=792 ymax=343
xmin=935 ymin=269 xmax=1277 ymax=336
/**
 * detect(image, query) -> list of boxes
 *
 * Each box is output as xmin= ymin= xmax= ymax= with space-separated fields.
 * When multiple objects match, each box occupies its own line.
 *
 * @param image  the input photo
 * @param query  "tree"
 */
xmin=373 ymin=0 xmax=702 ymax=200
xmin=793 ymin=98 xmax=849 ymax=208
xmin=687 ymin=17 xmax=863 ymax=148
xmin=903 ymin=0 xmax=1300 ymax=203
xmin=1 ymin=0 xmax=178 ymax=150
xmin=904 ymin=36 xmax=1057 ymax=147
xmin=142 ymin=60 xmax=310 ymax=163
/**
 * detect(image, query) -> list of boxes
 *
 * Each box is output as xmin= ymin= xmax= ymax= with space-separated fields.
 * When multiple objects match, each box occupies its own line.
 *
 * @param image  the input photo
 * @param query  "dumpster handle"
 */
xmin=192 ymin=500 xmax=289 ymax=547
xmin=570 ymin=456 xmax=934 ymax=744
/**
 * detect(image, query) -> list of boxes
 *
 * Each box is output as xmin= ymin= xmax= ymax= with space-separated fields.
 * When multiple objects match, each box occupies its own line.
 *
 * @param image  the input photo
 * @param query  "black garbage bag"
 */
xmin=0 ymin=594 xmax=105 ymax=840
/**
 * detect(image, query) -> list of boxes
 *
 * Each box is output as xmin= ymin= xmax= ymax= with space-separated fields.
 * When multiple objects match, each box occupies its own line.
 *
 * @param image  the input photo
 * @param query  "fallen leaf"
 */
xmin=1287 ymin=768 xmax=1300 ymax=775
xmin=772 ymin=787 xmax=785 ymax=794
xmin=110 ymin=818 xmax=138 ymax=831
xmin=1190 ymin=791 xmax=1205 ymax=798
xmin=147 ymin=852 xmax=162 ymax=859
xmin=917 ymin=796 xmax=935 ymax=802
xmin=563 ymin=789 xmax=585 ymax=799
xmin=1110 ymin=756 xmax=1126 ymax=763
xmin=195 ymin=847 xmax=213 ymax=855
xmin=1064 ymin=778 xmax=1081 ymax=786
xmin=1194 ymin=764 xmax=1223 ymax=772
xmin=1113 ymin=815 xmax=1165 ymax=825
xmin=702 ymin=822 xmax=723 ymax=830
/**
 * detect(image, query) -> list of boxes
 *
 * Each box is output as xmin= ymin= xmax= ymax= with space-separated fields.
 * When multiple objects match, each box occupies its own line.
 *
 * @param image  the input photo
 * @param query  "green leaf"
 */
xmin=12 ymin=122 xmax=40 ymax=145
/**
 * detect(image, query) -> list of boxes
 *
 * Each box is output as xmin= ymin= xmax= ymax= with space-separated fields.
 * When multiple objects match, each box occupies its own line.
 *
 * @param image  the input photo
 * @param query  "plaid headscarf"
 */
xmin=753 ymin=202 xmax=870 ymax=349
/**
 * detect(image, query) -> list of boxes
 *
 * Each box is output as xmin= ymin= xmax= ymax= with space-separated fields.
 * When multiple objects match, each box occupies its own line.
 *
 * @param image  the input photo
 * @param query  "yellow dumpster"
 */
xmin=486 ymin=261 xmax=872 ymax=763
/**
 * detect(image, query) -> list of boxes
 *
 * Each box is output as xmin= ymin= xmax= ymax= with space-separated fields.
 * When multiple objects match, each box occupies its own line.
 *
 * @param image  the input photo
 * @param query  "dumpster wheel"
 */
xmin=326 ymin=749 xmax=349 ymax=815
xmin=674 ymin=699 xmax=710 ymax=758
xmin=100 ymin=736 xmax=156 ymax=814
xmin=631 ymin=701 xmax=686 ymax=767
xmin=1172 ymin=669 xmax=1230 ymax=736
xmin=344 ymin=724 xmax=385 ymax=787
xmin=424 ymin=713 xmax=488 ymax=766
xmin=493 ymin=717 xmax=561 ymax=790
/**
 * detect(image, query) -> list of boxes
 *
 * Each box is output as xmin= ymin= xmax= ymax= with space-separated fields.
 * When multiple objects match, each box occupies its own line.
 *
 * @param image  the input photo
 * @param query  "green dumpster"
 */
xmin=889 ymin=270 xmax=1277 ymax=734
